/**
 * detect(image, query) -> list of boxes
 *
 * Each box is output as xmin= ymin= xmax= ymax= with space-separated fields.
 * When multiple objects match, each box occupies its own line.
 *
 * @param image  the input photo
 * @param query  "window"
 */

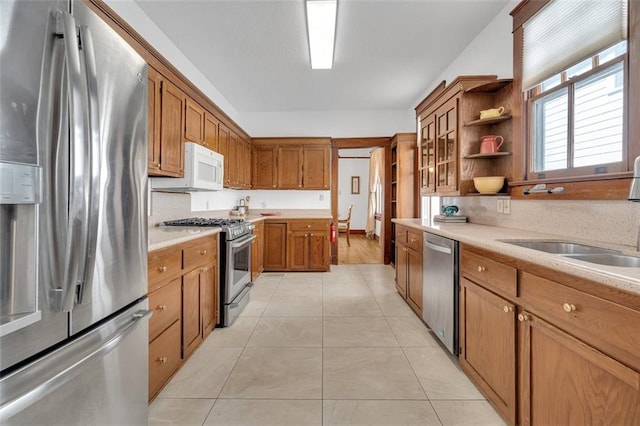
xmin=529 ymin=43 xmax=626 ymax=176
xmin=374 ymin=177 xmax=383 ymax=216
xmin=511 ymin=0 xmax=638 ymax=192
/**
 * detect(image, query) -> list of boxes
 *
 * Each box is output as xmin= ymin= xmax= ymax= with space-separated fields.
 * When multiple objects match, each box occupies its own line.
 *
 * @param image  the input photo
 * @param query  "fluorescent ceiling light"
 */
xmin=306 ymin=0 xmax=337 ymax=69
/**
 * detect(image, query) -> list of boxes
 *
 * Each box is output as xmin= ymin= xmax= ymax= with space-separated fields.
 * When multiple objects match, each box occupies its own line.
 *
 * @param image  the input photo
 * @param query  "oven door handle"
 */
xmin=230 ymin=234 xmax=256 ymax=248
xmin=229 ymin=283 xmax=253 ymax=308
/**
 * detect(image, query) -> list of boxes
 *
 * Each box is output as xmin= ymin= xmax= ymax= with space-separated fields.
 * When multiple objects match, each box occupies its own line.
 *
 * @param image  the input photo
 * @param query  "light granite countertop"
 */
xmin=149 ymin=210 xmax=332 ymax=251
xmin=148 ymin=227 xmax=221 ymax=251
xmin=393 ymin=218 xmax=640 ymax=296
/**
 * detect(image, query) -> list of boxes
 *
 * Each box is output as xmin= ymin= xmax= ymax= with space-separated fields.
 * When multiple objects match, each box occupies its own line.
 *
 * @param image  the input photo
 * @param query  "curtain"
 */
xmin=365 ymin=148 xmax=383 ymax=237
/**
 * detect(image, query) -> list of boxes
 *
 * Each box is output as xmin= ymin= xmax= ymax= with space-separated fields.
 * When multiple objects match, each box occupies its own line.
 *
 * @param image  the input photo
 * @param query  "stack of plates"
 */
xmin=434 ymin=215 xmax=468 ymax=223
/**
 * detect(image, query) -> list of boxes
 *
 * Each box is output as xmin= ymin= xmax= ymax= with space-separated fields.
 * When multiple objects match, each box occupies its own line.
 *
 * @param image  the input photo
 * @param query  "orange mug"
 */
xmin=480 ymin=135 xmax=504 ymax=153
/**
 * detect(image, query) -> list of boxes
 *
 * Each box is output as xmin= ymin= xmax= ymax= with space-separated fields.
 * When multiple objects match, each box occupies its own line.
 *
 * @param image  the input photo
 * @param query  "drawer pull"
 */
xmin=518 ymin=313 xmax=530 ymax=322
xmin=562 ymin=303 xmax=577 ymax=313
xmin=157 ymin=304 xmax=167 ymax=311
xmin=158 ymin=266 xmax=167 ymax=273
xmin=158 ymin=357 xmax=168 ymax=364
xmin=200 ymin=249 xmax=208 ymax=255
xmin=200 ymin=267 xmax=209 ymax=272
xmin=503 ymin=306 xmax=513 ymax=313
xmin=477 ymin=266 xmax=486 ymax=273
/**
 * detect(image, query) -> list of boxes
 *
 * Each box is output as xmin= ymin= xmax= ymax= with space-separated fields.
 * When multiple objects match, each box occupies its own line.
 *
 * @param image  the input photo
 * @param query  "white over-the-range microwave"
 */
xmin=151 ymin=142 xmax=224 ymax=191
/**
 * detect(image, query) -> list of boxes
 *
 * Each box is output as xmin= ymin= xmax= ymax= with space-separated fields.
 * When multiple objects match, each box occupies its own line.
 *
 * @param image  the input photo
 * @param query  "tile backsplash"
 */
xmin=442 ymin=197 xmax=640 ymax=248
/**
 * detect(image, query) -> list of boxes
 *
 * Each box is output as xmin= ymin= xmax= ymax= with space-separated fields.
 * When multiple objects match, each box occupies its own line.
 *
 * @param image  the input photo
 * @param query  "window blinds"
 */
xmin=522 ymin=0 xmax=627 ymax=90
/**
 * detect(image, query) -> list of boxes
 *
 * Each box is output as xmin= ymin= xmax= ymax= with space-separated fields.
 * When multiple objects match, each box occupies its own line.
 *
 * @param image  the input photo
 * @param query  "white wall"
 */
xmin=104 ymin=0 xmax=240 ymax=124
xmin=242 ymin=110 xmax=414 ymax=138
xmin=413 ymin=0 xmax=517 ymax=106
xmin=338 ymin=149 xmax=371 ymax=230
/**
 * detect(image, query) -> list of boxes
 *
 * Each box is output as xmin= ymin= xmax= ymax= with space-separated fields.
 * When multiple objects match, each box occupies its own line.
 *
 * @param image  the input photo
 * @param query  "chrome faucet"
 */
xmin=629 ymin=157 xmax=640 ymax=250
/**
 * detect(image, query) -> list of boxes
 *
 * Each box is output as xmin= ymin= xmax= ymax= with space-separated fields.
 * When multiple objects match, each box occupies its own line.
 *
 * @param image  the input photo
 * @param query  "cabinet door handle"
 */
xmin=200 ymin=267 xmax=208 ymax=272
xmin=157 ymin=304 xmax=167 ymax=311
xmin=518 ymin=313 xmax=530 ymax=322
xmin=158 ymin=357 xmax=168 ymax=364
xmin=309 ymin=233 xmax=313 ymax=237
xmin=200 ymin=249 xmax=208 ymax=255
xmin=503 ymin=306 xmax=513 ymax=313
xmin=477 ymin=265 xmax=486 ymax=273
xmin=158 ymin=266 xmax=167 ymax=273
xmin=562 ymin=303 xmax=576 ymax=313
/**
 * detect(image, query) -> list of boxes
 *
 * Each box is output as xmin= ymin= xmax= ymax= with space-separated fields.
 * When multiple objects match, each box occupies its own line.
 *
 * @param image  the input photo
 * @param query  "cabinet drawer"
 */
xmin=395 ymin=227 xmax=408 ymax=245
xmin=148 ymin=247 xmax=182 ymax=292
xmin=183 ymin=238 xmax=216 ymax=272
xmin=289 ymin=220 xmax=329 ymax=231
xmin=407 ymin=230 xmax=423 ymax=253
xmin=149 ymin=319 xmax=181 ymax=399
xmin=149 ymin=278 xmax=181 ymax=342
xmin=461 ymin=249 xmax=516 ymax=298
xmin=520 ymin=272 xmax=640 ymax=369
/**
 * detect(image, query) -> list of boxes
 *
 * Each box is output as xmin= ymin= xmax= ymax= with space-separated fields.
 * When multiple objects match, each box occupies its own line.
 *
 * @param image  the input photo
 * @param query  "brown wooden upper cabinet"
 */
xmin=253 ymin=145 xmax=278 ymax=189
xmin=184 ymin=98 xmax=205 ymax=145
xmin=251 ymin=138 xmax=331 ymax=190
xmin=415 ymin=76 xmax=513 ymax=196
xmin=148 ymin=67 xmax=185 ymax=177
xmin=203 ymin=112 xmax=219 ymax=152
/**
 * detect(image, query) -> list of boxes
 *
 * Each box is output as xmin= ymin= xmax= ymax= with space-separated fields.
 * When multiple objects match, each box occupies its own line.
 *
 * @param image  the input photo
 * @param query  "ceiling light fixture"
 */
xmin=305 ymin=0 xmax=337 ymax=69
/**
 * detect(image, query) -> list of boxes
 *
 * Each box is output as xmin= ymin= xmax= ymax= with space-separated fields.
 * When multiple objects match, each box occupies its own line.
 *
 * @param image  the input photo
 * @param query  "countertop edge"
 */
xmin=148 ymin=227 xmax=222 ymax=252
xmin=393 ymin=218 xmax=640 ymax=296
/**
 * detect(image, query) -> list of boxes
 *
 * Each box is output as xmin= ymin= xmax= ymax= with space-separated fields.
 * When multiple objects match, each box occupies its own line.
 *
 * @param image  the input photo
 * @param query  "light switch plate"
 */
xmin=497 ymin=199 xmax=504 ymax=214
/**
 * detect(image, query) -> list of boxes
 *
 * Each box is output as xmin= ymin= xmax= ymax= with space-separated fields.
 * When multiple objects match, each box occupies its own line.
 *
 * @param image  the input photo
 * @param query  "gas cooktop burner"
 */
xmin=162 ymin=217 xmax=254 ymax=240
xmin=162 ymin=217 xmax=245 ymax=227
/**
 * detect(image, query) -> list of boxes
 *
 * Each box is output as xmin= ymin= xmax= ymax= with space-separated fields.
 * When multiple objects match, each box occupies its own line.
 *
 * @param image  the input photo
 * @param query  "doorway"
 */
xmin=330 ymin=138 xmax=391 ymax=265
xmin=336 ymin=148 xmax=383 ymax=264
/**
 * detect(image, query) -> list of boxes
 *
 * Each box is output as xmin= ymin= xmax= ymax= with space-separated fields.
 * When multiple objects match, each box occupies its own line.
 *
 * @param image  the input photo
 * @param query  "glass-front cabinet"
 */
xmin=416 ymin=75 xmax=513 ymax=197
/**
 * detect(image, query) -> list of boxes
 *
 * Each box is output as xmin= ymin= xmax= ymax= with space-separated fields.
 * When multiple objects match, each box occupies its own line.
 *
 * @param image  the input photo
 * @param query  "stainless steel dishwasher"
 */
xmin=422 ymin=232 xmax=459 ymax=355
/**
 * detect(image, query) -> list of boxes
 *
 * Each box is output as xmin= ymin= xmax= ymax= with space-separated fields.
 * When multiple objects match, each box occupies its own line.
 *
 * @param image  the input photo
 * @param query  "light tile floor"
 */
xmin=149 ymin=264 xmax=506 ymax=426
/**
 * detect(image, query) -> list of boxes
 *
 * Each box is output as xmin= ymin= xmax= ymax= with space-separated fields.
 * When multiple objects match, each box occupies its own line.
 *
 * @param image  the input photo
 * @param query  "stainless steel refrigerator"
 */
xmin=0 ymin=0 xmax=150 ymax=423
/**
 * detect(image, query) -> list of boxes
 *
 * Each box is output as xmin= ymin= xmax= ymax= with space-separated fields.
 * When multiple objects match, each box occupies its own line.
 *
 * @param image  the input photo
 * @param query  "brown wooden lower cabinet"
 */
xmin=182 ymin=267 xmax=202 ymax=359
xmin=251 ymin=221 xmax=264 ymax=281
xmin=201 ymin=262 xmax=217 ymax=338
xmin=459 ymin=277 xmax=516 ymax=425
xmin=394 ymin=225 xmax=422 ymax=316
xmin=519 ymin=312 xmax=640 ymax=426
xmin=460 ymin=244 xmax=640 ymax=426
xmin=262 ymin=219 xmax=330 ymax=272
xmin=147 ymin=234 xmax=219 ymax=401
xmin=263 ymin=222 xmax=288 ymax=270
xmin=148 ymin=319 xmax=181 ymax=398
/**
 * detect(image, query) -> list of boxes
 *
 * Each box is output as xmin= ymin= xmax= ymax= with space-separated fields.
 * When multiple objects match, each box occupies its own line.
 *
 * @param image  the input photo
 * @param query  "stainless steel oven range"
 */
xmin=162 ymin=218 xmax=255 ymax=326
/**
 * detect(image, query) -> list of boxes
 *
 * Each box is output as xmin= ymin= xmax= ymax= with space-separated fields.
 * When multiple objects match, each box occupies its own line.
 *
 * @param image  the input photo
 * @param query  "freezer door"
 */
xmin=69 ymin=0 xmax=148 ymax=334
xmin=0 ymin=299 xmax=151 ymax=425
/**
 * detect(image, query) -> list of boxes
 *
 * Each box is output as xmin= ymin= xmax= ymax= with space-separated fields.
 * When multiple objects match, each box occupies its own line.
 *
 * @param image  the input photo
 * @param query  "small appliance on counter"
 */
xmin=161 ymin=218 xmax=255 ymax=326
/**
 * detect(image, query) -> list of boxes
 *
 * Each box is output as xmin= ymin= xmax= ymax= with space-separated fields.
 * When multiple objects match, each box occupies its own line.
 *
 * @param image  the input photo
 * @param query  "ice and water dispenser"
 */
xmin=0 ymin=161 xmax=42 ymax=336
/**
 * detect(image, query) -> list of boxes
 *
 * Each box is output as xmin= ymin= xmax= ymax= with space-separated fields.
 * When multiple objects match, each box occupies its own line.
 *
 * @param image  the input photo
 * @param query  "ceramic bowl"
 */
xmin=473 ymin=176 xmax=505 ymax=194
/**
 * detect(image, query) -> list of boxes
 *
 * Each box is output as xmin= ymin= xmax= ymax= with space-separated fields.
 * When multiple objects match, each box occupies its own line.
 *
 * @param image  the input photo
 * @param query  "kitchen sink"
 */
xmin=499 ymin=239 xmax=620 ymax=255
xmin=500 ymin=239 xmax=640 ymax=268
xmin=561 ymin=254 xmax=640 ymax=268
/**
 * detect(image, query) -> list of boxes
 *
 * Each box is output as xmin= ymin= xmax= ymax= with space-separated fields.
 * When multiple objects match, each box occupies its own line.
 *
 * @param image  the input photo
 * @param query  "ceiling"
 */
xmin=135 ymin=0 xmax=509 ymax=113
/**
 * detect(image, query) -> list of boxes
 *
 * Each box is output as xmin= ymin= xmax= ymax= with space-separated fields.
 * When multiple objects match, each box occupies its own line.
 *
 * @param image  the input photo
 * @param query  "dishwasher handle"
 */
xmin=424 ymin=240 xmax=452 ymax=255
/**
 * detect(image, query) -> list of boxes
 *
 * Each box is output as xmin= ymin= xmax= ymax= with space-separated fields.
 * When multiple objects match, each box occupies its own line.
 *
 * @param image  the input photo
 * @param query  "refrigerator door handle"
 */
xmin=56 ymin=10 xmax=90 ymax=312
xmin=0 ymin=309 xmax=152 ymax=421
xmin=76 ymin=25 xmax=101 ymax=305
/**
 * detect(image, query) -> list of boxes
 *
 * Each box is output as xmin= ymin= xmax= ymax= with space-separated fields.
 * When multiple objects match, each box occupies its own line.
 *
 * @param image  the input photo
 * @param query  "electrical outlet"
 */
xmin=319 ymin=193 xmax=324 ymax=201
xmin=261 ymin=201 xmax=266 ymax=208
xmin=503 ymin=199 xmax=511 ymax=214
xmin=497 ymin=199 xmax=504 ymax=214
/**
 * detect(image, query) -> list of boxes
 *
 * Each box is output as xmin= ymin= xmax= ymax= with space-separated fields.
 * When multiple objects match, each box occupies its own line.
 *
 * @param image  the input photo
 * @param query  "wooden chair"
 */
xmin=338 ymin=205 xmax=353 ymax=246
